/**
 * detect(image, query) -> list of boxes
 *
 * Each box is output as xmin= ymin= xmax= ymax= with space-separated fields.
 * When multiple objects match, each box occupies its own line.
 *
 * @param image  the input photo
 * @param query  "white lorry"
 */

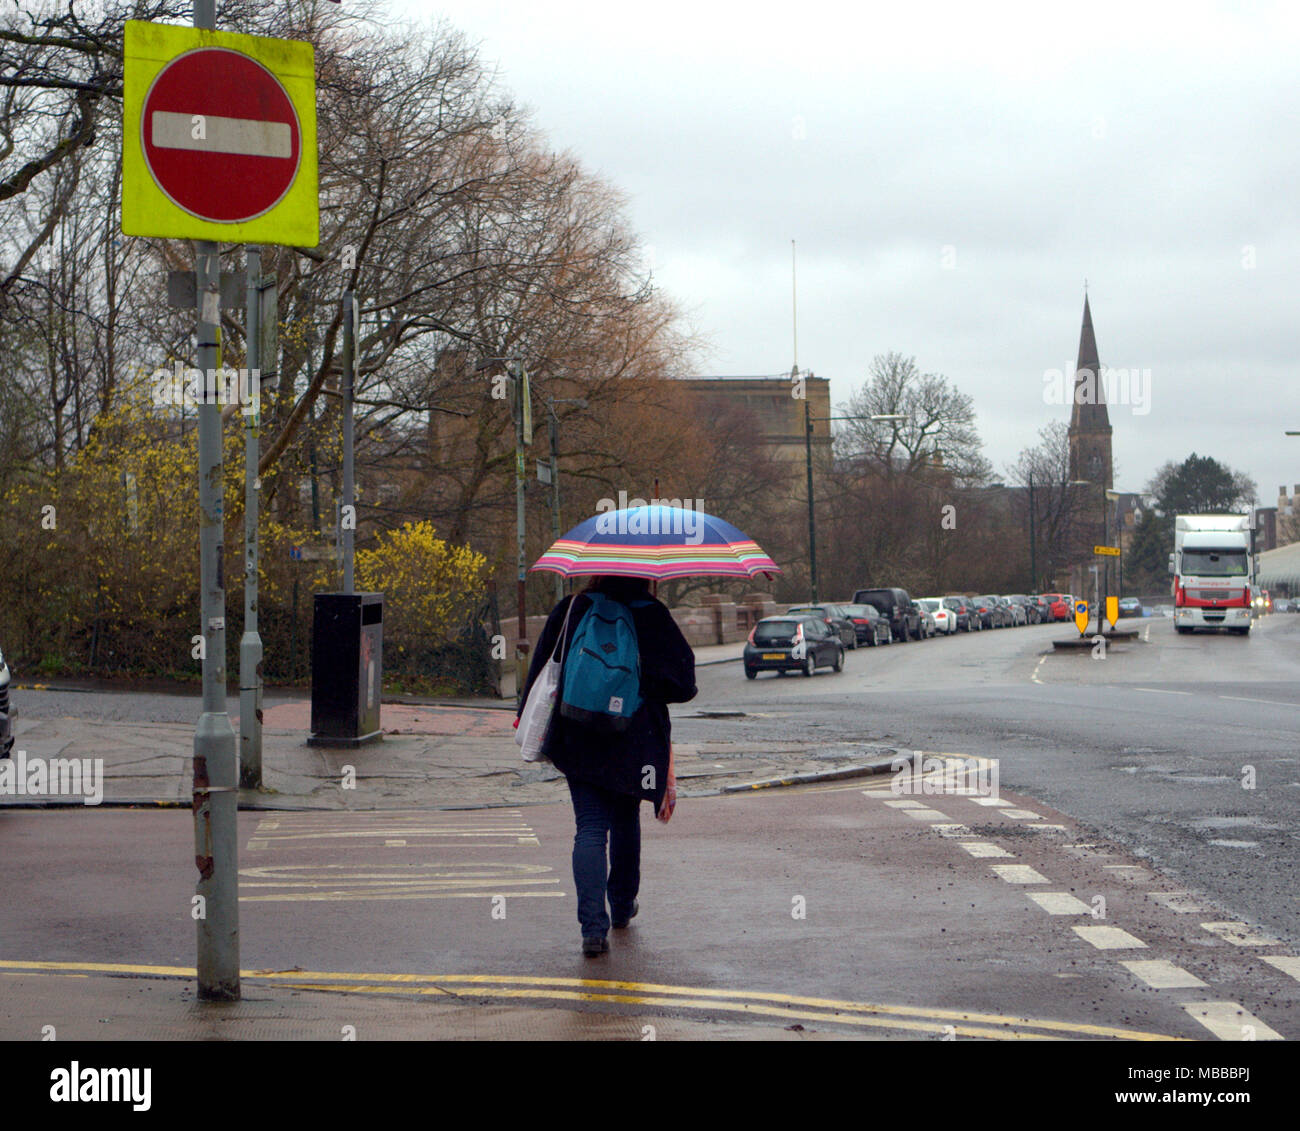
xmin=1169 ymin=514 xmax=1254 ymax=635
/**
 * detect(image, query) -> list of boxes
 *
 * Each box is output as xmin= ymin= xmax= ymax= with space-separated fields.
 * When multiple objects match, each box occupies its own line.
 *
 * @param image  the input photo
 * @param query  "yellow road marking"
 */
xmin=0 ymin=960 xmax=1184 ymax=1040
xmin=239 ymin=890 xmax=565 ymax=902
xmin=273 ymin=981 xmax=1057 ymax=1040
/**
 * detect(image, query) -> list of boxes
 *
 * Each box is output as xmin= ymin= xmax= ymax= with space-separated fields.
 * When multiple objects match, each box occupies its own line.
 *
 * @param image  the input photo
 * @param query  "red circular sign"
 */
xmin=142 ymin=47 xmax=301 ymax=223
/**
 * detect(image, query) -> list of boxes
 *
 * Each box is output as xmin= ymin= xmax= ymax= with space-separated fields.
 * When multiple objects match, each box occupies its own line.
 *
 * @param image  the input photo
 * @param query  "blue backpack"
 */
xmin=559 ymin=593 xmax=649 ymax=730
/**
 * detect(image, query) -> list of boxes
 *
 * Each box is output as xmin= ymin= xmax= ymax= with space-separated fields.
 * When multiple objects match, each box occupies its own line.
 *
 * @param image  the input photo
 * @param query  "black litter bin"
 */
xmin=309 ymin=592 xmax=384 ymax=746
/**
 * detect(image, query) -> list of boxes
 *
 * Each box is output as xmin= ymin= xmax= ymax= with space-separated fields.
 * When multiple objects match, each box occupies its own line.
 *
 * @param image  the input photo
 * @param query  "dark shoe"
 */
xmin=611 ymin=900 xmax=639 ymax=929
xmin=581 ymin=935 xmax=609 ymax=957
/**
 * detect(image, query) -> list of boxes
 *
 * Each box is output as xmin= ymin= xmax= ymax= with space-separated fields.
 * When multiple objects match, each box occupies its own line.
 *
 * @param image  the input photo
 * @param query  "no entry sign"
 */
xmin=122 ymin=22 xmax=318 ymax=245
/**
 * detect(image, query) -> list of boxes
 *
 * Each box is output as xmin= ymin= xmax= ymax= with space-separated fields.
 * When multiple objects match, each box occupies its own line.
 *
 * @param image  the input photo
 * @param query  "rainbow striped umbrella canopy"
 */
xmin=531 ymin=505 xmax=781 ymax=580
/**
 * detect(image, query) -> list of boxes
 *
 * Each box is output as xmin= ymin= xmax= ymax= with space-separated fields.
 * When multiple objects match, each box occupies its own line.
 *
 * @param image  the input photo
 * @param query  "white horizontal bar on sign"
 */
xmin=151 ymin=111 xmax=292 ymax=158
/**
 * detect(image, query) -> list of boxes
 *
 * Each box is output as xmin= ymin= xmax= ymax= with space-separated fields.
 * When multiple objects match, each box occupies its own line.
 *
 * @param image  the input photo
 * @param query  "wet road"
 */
xmin=678 ymin=614 xmax=1300 ymax=947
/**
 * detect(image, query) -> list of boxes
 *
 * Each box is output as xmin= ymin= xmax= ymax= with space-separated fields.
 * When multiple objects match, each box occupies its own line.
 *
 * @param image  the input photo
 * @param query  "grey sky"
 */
xmin=396 ymin=0 xmax=1300 ymax=503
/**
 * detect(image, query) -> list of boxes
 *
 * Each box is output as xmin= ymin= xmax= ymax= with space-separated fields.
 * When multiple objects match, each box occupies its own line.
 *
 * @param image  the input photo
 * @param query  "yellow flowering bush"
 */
xmin=355 ymin=521 xmax=489 ymax=646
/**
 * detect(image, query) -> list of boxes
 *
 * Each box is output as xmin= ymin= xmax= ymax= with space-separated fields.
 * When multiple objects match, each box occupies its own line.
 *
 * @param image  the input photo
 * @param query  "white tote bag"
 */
xmin=515 ymin=599 xmax=574 ymax=762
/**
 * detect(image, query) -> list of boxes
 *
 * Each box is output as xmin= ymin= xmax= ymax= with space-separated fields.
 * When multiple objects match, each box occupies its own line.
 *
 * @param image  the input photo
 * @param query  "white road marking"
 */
xmin=1031 ymin=656 xmax=1046 ymax=684
xmin=1120 ymin=960 xmax=1206 ymax=989
xmin=1072 ymin=925 xmax=1148 ymax=949
xmin=1220 ymin=695 xmax=1291 ymax=705
xmin=1027 ymin=892 xmax=1091 ymax=914
xmin=1260 ymin=955 xmax=1300 ymax=983
xmin=152 ymin=111 xmax=293 ymax=158
xmin=903 ymin=808 xmax=949 ymax=820
xmin=972 ymin=797 xmax=1012 ymax=807
xmin=1103 ymin=865 xmax=1154 ymax=883
xmin=246 ymin=840 xmax=268 ymax=850
xmin=384 ymin=839 xmax=407 ymax=847
xmin=959 ymin=842 xmax=1015 ymax=858
xmin=1181 ymin=1001 xmax=1283 ymax=1041
xmin=1147 ymin=891 xmax=1204 ymax=913
xmin=1133 ymin=687 xmax=1191 ymax=695
xmin=999 ymin=809 xmax=1043 ymax=820
xmin=990 ymin=864 xmax=1049 ymax=884
xmin=1200 ymin=921 xmax=1283 ymax=947
xmin=929 ymin=824 xmax=974 ymax=837
xmin=884 ymin=799 xmax=926 ymax=808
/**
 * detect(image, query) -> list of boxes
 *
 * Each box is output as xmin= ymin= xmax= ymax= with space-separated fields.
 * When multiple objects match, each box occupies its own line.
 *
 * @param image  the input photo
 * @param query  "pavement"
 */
xmin=4 ymin=758 xmax=1297 ymax=1043
xmin=4 ymin=638 xmax=905 ymax=811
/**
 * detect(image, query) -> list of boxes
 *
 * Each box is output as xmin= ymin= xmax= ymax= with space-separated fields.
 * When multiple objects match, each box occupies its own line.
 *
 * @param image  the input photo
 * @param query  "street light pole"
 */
xmin=1028 ymin=471 xmax=1037 ymax=592
xmin=804 ymin=392 xmax=818 ymax=603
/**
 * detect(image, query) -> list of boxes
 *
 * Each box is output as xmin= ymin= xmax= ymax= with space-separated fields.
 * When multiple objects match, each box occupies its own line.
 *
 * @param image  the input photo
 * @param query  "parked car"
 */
xmin=1031 ymin=595 xmax=1054 ymax=623
xmin=840 ymin=603 xmax=892 ymax=646
xmin=785 ymin=603 xmax=858 ymax=649
xmin=943 ymin=596 xmax=981 ymax=632
xmin=0 ymin=642 xmax=12 ymax=758
xmin=1118 ymin=597 xmax=1143 ymax=618
xmin=1000 ymin=595 xmax=1028 ymax=626
xmin=1011 ymin=595 xmax=1040 ymax=624
xmin=918 ymin=598 xmax=958 ymax=635
xmin=969 ymin=595 xmax=1001 ymax=629
xmin=852 ymin=587 xmax=923 ymax=643
xmin=1039 ymin=593 xmax=1070 ymax=622
xmin=744 ymin=615 xmax=844 ymax=678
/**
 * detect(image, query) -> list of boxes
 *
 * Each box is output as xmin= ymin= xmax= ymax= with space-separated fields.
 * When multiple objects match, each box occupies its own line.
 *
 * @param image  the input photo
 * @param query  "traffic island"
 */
xmin=1052 ymin=627 xmax=1140 ymax=651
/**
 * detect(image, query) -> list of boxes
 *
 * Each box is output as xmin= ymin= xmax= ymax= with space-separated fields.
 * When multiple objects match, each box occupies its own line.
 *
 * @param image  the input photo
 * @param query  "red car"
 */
xmin=1040 ymin=592 xmax=1071 ymax=621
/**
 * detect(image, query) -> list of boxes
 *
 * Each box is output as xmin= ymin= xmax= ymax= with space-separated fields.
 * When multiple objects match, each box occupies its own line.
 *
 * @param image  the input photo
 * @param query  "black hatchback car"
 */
xmin=744 ymin=615 xmax=845 ymax=678
xmin=785 ymin=603 xmax=858 ymax=649
xmin=840 ymin=603 xmax=892 ymax=646
xmin=851 ymin=587 xmax=922 ymax=642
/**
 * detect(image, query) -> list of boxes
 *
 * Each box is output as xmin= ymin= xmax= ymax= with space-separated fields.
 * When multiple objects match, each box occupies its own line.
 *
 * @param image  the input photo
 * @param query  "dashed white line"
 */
xmin=1147 ymin=891 xmax=1204 ymax=913
xmin=1181 ymin=1001 xmax=1283 ymax=1041
xmin=971 ymin=797 xmax=1012 ymax=807
xmin=1103 ymin=864 xmax=1154 ymax=884
xmin=1133 ymin=687 xmax=1192 ymax=696
xmin=1000 ymin=809 xmax=1043 ymax=820
xmin=1072 ymin=925 xmax=1148 ymax=950
xmin=929 ymin=823 xmax=974 ymax=838
xmin=1260 ymin=955 xmax=1300 ymax=983
xmin=903 ymin=808 xmax=949 ymax=820
xmin=1027 ymin=892 xmax=1091 ymax=915
xmin=884 ymin=799 xmax=926 ymax=808
xmin=1031 ymin=656 xmax=1047 ymax=684
xmin=1121 ymin=960 xmax=1207 ymax=989
xmin=959 ymin=842 xmax=1016 ymax=859
xmin=1200 ymin=921 xmax=1283 ymax=947
xmin=990 ymin=864 xmax=1050 ymax=885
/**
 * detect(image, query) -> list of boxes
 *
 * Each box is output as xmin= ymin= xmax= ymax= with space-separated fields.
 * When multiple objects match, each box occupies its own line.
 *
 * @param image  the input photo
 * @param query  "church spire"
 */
xmin=1066 ymin=292 xmax=1112 ymax=490
xmin=1069 ymin=293 xmax=1109 ymax=432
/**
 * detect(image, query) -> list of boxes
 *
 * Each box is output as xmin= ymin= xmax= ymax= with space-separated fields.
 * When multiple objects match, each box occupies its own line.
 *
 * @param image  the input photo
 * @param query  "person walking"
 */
xmin=518 ymin=574 xmax=696 ymax=956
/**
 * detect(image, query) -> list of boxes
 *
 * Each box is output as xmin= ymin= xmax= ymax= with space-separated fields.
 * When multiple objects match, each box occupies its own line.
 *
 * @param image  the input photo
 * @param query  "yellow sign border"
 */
xmin=121 ymin=21 xmax=318 ymax=246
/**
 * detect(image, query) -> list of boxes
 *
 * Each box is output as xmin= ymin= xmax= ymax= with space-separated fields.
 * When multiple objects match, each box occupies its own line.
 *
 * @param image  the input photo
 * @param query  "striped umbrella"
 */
xmin=531 ymin=505 xmax=780 ymax=580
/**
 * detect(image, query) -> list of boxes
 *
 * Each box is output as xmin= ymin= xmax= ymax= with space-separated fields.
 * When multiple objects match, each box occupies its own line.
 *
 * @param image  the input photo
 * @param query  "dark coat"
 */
xmin=518 ymin=591 xmax=697 ymax=806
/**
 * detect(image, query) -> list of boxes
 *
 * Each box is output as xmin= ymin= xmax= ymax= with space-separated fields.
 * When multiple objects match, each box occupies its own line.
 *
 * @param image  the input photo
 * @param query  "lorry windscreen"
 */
xmin=1182 ymin=550 xmax=1248 ymax=576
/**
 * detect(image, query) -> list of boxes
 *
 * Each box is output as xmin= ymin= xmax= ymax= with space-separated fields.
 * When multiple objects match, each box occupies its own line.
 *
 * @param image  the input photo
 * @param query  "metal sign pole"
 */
xmin=191 ymin=0 xmax=240 ymax=1004
xmin=239 ymin=247 xmax=263 ymax=790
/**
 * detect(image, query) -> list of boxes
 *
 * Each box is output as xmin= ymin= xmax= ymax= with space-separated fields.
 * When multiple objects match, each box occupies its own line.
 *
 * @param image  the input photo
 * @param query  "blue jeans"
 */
xmin=566 ymin=776 xmax=641 ymax=938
